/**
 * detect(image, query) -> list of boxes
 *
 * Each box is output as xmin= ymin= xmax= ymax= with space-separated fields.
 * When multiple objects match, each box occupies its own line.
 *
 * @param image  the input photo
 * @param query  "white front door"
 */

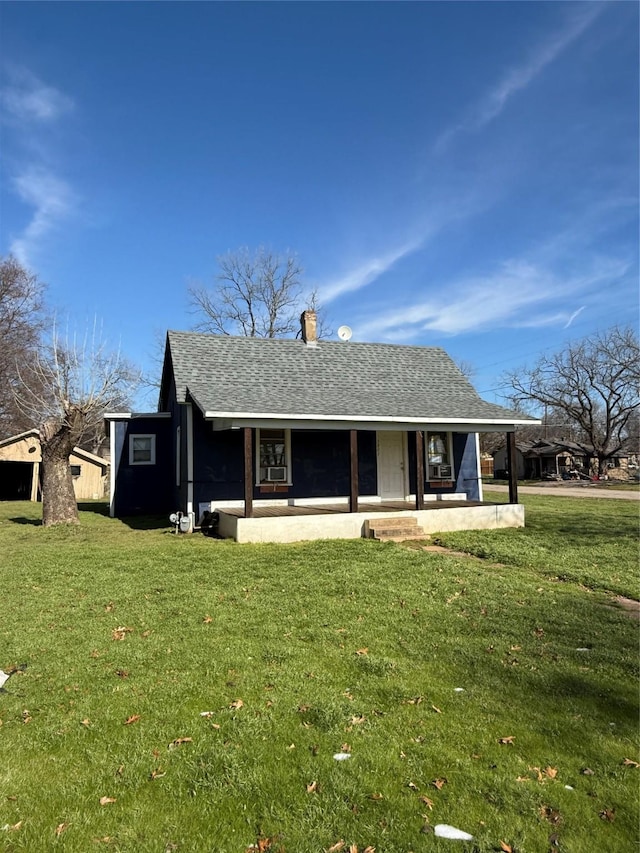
xmin=377 ymin=431 xmax=407 ymax=499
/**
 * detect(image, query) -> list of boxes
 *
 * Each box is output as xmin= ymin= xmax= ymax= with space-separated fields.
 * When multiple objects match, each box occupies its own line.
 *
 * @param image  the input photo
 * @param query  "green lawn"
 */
xmin=0 ymin=497 xmax=637 ymax=852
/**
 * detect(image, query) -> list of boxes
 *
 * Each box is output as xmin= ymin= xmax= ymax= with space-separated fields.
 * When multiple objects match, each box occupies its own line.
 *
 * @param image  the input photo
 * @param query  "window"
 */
xmin=70 ymin=464 xmax=81 ymax=477
xmin=130 ymin=434 xmax=156 ymax=465
xmin=257 ymin=428 xmax=290 ymax=484
xmin=426 ymin=431 xmax=454 ymax=480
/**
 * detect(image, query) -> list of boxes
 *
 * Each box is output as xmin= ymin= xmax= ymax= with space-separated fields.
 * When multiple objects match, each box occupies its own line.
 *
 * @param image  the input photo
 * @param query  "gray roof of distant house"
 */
xmin=163 ymin=331 xmax=534 ymax=425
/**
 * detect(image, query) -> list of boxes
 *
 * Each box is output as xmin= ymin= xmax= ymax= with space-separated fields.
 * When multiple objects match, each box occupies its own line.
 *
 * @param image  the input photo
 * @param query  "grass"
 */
xmin=0 ymin=498 xmax=638 ymax=853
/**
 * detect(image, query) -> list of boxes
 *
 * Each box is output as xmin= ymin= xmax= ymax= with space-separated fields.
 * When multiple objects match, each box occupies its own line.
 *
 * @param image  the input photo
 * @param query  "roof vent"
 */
xmin=300 ymin=310 xmax=317 ymax=346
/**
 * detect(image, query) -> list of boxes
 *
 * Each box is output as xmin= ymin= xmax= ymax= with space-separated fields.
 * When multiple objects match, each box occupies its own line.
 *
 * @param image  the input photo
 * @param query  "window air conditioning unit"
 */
xmin=266 ymin=466 xmax=287 ymax=482
xmin=429 ymin=464 xmax=453 ymax=479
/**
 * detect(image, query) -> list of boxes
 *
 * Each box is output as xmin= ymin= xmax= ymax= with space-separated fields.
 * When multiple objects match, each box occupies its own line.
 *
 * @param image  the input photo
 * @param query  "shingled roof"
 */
xmin=161 ymin=330 xmax=533 ymax=426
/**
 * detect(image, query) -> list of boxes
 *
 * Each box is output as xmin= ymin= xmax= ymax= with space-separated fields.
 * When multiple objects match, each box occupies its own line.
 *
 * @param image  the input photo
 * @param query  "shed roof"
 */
xmin=162 ymin=331 xmax=534 ymax=428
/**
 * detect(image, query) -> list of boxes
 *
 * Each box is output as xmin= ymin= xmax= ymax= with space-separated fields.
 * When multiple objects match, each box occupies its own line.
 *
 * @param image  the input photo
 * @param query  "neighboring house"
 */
xmin=493 ymin=438 xmax=633 ymax=481
xmin=106 ymin=312 xmax=537 ymax=541
xmin=0 ymin=430 xmax=108 ymax=501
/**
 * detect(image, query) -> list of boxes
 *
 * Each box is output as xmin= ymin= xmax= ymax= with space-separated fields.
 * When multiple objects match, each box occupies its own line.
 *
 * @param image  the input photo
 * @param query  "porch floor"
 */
xmin=219 ymin=499 xmax=491 ymax=519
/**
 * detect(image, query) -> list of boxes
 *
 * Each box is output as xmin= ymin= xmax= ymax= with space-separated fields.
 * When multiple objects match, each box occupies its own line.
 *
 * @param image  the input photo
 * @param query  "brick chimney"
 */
xmin=300 ymin=309 xmax=317 ymax=346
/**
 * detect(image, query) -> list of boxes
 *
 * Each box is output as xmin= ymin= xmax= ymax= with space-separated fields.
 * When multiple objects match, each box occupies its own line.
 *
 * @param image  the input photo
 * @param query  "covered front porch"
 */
xmin=215 ymin=496 xmax=524 ymax=543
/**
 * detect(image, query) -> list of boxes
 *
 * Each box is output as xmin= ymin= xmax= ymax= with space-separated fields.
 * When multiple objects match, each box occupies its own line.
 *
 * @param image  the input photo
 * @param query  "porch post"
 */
xmin=506 ymin=431 xmax=518 ymax=504
xmin=244 ymin=427 xmax=253 ymax=518
xmin=349 ymin=429 xmax=359 ymax=513
xmin=415 ymin=429 xmax=425 ymax=510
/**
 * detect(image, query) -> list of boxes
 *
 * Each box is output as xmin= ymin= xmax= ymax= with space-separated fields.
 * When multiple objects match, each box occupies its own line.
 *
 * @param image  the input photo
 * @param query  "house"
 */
xmin=493 ymin=438 xmax=634 ymax=481
xmin=105 ymin=312 xmax=537 ymax=542
xmin=0 ymin=430 xmax=108 ymax=501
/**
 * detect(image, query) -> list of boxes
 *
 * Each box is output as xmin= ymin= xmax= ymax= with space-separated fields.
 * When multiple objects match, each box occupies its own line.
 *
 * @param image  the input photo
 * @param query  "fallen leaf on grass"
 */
xmin=581 ymin=767 xmax=595 ymax=775
xmin=81 ymin=718 xmax=91 ymax=728
xmin=168 ymin=737 xmax=193 ymax=749
xmin=407 ymin=781 xmax=418 ymax=791
xmin=544 ymin=766 xmax=558 ymax=779
xmin=403 ymin=696 xmax=424 ymax=705
xmin=22 ymin=710 xmax=32 ymax=724
xmin=420 ymin=796 xmax=434 ymax=810
xmin=306 ymin=781 xmax=318 ymax=793
xmin=500 ymin=843 xmax=513 ymax=853
xmin=55 ymin=823 xmax=69 ymax=836
xmin=124 ymin=715 xmax=140 ymax=725
xmin=1 ymin=821 xmax=23 ymax=832
xmin=99 ymin=797 xmax=116 ymax=806
xmin=112 ymin=626 xmax=133 ymax=641
xmin=539 ymin=806 xmax=562 ymax=825
xmin=105 ymin=603 xmax=114 ymax=612
xmin=115 ymin=669 xmax=129 ymax=679
xmin=350 ymin=715 xmax=366 ymax=725
xmin=355 ymin=648 xmax=368 ymax=656
xmin=327 ymin=841 xmax=346 ymax=852
xmin=499 ymin=736 xmax=515 ymax=745
xmin=368 ymin=792 xmax=383 ymax=800
xmin=431 ymin=705 xmax=441 ymax=714
xmin=150 ymin=768 xmax=166 ymax=780
xmin=203 ymin=615 xmax=213 ymax=624
xmin=431 ymin=778 xmax=447 ymax=790
xmin=622 ymin=758 xmax=640 ymax=768
xmin=229 ymin=699 xmax=244 ymax=710
xmin=599 ymin=808 xmax=615 ymax=822
xmin=116 ymin=765 xmax=124 ymax=777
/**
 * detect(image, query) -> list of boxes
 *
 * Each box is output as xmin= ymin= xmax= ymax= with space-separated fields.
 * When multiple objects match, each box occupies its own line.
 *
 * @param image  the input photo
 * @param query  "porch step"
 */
xmin=365 ymin=516 xmax=426 ymax=542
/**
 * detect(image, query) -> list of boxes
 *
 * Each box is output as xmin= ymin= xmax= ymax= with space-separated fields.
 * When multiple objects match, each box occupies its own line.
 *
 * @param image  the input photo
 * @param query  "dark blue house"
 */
xmin=106 ymin=312 xmax=533 ymax=538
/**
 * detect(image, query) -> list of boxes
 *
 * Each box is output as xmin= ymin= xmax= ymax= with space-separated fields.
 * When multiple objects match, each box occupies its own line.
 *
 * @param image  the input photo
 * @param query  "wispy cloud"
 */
xmin=353 ymin=256 xmax=629 ymax=340
xmin=1 ymin=65 xmax=74 ymax=123
xmin=1 ymin=66 xmax=76 ymax=266
xmin=319 ymin=237 xmax=424 ymax=303
xmin=563 ymin=305 xmax=586 ymax=329
xmin=435 ymin=4 xmax=604 ymax=152
xmin=9 ymin=167 xmax=75 ymax=266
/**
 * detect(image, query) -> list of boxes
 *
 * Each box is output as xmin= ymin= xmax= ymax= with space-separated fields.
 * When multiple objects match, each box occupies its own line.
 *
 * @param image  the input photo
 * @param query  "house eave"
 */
xmin=204 ymin=411 xmax=540 ymax=433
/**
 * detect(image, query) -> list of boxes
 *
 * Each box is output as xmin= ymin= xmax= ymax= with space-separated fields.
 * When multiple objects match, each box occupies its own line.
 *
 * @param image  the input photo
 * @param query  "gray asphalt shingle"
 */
xmin=165 ymin=330 xmax=527 ymax=423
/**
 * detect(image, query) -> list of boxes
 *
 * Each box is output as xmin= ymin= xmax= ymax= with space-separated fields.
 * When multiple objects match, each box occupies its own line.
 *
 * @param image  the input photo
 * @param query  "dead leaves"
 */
xmin=99 ymin=796 xmax=116 ymax=806
xmin=124 ymin=714 xmax=141 ymax=726
xmin=55 ymin=823 xmax=69 ymax=836
xmin=325 ymin=845 xmax=375 ymax=853
xmin=229 ymin=699 xmax=244 ymax=710
xmin=498 ymin=736 xmax=515 ymax=745
xmin=168 ymin=737 xmax=192 ymax=750
xmin=306 ymin=780 xmax=318 ymax=793
xmin=539 ymin=805 xmax=562 ymax=825
xmin=599 ymin=807 xmax=615 ymax=822
xmin=431 ymin=777 xmax=447 ymax=790
xmin=622 ymin=758 xmax=640 ymax=768
xmin=111 ymin=626 xmax=133 ymax=641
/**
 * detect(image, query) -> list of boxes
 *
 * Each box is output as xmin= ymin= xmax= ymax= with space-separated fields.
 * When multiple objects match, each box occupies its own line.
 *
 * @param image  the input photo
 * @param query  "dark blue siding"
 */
xmin=113 ymin=419 xmax=174 ymax=515
xmin=191 ymin=417 xmax=379 ymax=507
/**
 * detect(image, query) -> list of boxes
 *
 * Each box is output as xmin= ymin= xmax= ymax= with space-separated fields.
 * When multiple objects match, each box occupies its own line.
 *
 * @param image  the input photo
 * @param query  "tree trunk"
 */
xmin=40 ymin=421 xmax=79 ymax=526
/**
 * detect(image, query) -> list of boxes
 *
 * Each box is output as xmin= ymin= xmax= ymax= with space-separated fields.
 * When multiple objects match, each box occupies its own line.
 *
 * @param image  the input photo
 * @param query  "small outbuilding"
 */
xmin=0 ymin=430 xmax=108 ymax=501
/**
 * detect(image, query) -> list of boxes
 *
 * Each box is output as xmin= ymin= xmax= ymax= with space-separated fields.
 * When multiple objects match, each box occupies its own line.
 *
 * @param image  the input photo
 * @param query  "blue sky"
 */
xmin=1 ymin=1 xmax=638 ymax=408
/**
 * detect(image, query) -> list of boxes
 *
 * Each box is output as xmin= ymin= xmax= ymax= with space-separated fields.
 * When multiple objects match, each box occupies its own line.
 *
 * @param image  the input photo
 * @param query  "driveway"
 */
xmin=483 ymin=484 xmax=640 ymax=501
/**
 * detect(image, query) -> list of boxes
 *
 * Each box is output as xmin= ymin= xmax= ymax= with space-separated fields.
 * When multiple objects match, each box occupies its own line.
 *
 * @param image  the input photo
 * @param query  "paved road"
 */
xmin=483 ymin=484 xmax=640 ymax=501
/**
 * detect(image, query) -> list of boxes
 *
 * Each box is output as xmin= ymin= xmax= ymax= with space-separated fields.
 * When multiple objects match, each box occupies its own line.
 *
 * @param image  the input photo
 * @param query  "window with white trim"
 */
xmin=257 ymin=428 xmax=291 ymax=484
xmin=426 ymin=431 xmax=454 ymax=480
xmin=129 ymin=434 xmax=156 ymax=465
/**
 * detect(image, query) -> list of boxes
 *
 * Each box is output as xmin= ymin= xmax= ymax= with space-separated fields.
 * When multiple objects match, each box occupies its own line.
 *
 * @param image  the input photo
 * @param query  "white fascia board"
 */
xmin=104 ymin=412 xmax=171 ymax=420
xmin=206 ymin=413 xmax=540 ymax=432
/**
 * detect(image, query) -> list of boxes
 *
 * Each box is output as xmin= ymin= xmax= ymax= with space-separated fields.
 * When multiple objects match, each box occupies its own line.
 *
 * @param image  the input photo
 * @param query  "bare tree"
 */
xmin=15 ymin=323 xmax=140 ymax=526
xmin=189 ymin=246 xmax=327 ymax=338
xmin=0 ymin=256 xmax=48 ymax=436
xmin=504 ymin=326 xmax=640 ymax=474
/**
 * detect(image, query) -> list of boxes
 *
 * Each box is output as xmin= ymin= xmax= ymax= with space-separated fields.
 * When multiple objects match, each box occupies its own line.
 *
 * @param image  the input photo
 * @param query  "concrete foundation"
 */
xmin=217 ymin=502 xmax=525 ymax=544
